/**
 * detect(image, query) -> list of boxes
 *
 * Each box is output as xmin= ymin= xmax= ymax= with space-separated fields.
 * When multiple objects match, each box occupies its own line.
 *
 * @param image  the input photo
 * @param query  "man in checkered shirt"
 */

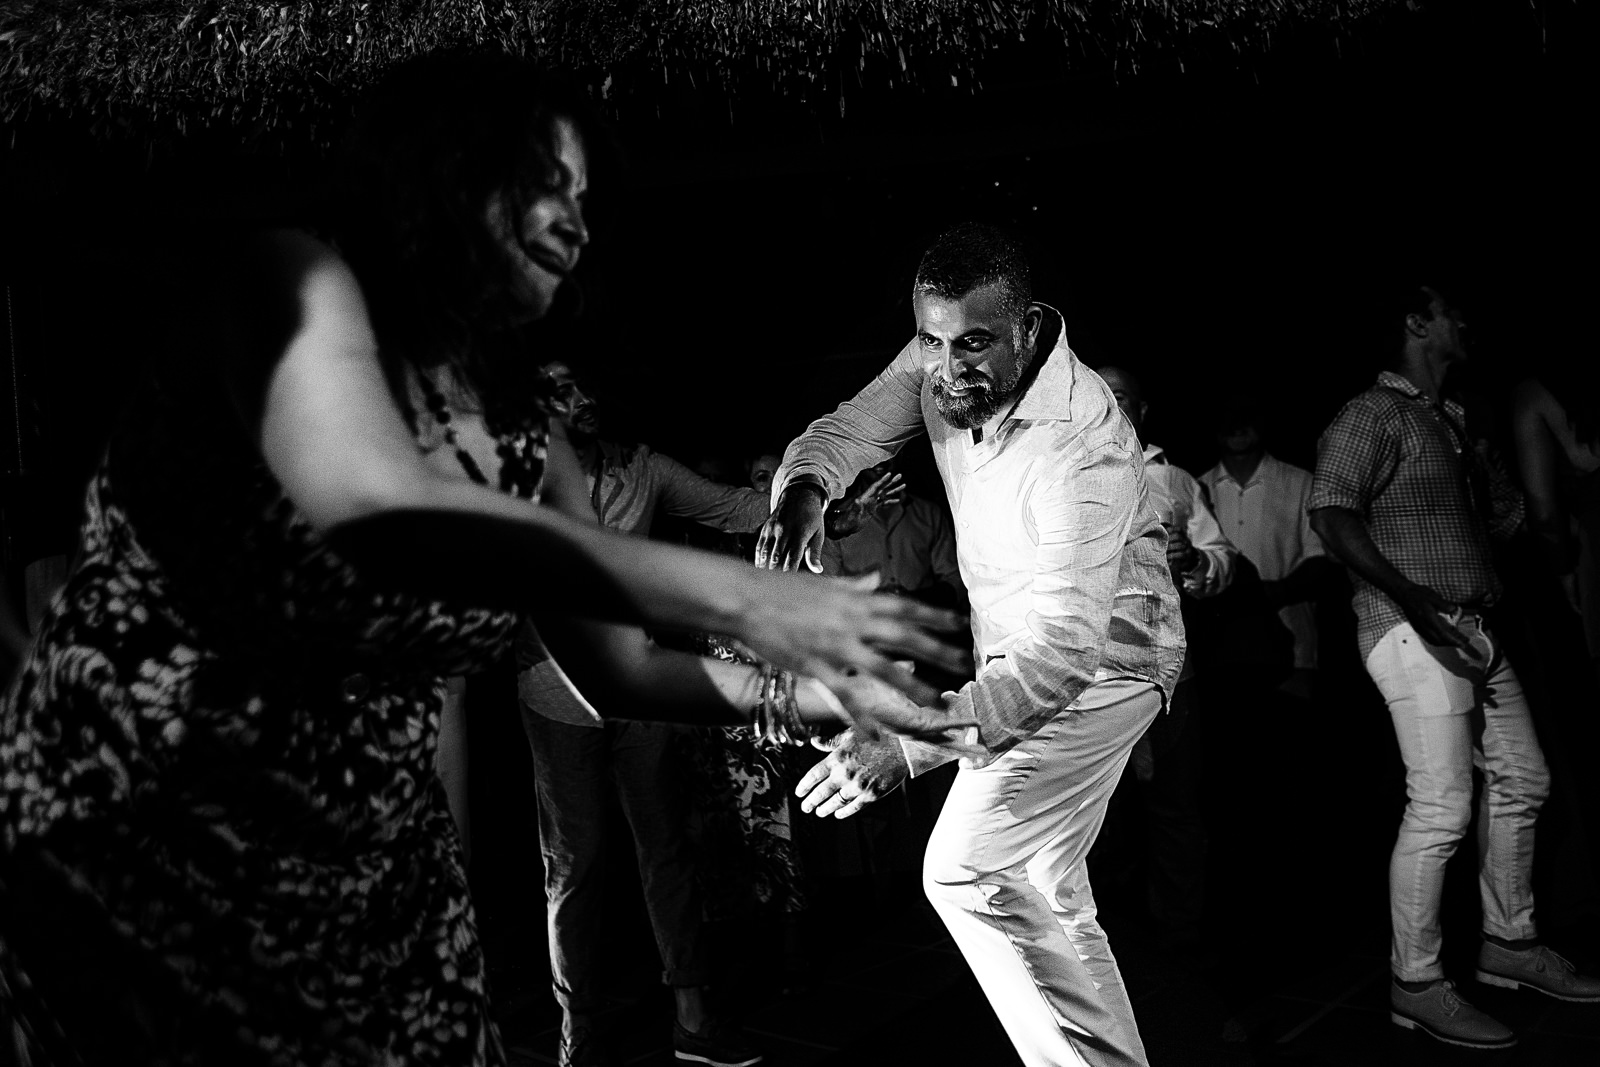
xmin=1310 ymin=283 xmax=1600 ymax=1051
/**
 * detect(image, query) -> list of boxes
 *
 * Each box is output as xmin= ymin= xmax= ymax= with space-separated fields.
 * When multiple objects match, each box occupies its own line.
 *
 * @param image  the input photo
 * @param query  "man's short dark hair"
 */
xmin=1375 ymin=281 xmax=1457 ymax=354
xmin=913 ymin=222 xmax=1032 ymax=324
xmin=1214 ymin=396 xmax=1264 ymax=435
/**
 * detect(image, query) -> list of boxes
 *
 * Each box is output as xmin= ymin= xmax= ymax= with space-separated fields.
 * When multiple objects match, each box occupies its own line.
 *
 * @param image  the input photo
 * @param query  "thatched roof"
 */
xmin=1 ymin=1 xmax=1405 ymax=144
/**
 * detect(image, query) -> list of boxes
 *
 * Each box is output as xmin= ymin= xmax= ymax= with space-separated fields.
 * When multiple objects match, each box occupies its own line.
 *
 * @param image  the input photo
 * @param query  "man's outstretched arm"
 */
xmin=650 ymin=449 xmax=772 ymax=533
xmin=759 ymin=339 xmax=928 ymax=572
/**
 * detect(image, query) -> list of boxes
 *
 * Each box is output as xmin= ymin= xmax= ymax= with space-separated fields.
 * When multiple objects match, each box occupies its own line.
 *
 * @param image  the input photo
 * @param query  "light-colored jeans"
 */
xmin=1365 ymin=616 xmax=1549 ymax=983
xmin=923 ymin=678 xmax=1162 ymax=1067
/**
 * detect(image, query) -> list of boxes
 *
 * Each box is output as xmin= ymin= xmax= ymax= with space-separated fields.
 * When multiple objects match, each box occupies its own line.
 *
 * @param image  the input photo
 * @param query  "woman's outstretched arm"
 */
xmin=520 ymin=421 xmax=973 ymax=742
xmin=232 ymin=233 xmax=967 ymax=708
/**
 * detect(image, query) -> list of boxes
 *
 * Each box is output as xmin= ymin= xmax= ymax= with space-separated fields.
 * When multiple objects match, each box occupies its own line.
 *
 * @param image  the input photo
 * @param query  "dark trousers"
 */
xmin=521 ymin=712 xmax=708 ymax=1014
xmin=1128 ymin=677 xmax=1207 ymax=942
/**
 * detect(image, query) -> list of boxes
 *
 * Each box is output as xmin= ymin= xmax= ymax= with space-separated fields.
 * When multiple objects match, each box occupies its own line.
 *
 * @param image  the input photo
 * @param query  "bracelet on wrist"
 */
xmin=752 ymin=663 xmax=811 ymax=746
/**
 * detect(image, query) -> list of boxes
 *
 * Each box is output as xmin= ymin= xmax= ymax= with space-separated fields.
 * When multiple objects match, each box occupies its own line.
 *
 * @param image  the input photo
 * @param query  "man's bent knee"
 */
xmin=1403 ymin=792 xmax=1473 ymax=841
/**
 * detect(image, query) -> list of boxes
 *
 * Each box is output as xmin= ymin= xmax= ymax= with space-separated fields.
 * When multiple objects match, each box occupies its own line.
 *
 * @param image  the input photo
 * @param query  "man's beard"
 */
xmin=930 ymin=360 xmax=1026 ymax=430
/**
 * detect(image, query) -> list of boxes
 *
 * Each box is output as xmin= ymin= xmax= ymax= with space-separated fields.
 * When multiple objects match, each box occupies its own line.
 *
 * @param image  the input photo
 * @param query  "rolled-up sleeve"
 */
xmin=1293 ymin=469 xmax=1326 ymax=561
xmin=773 ymin=339 xmax=929 ymax=507
xmin=949 ymin=437 xmax=1141 ymax=754
xmin=1310 ymin=397 xmax=1393 ymax=516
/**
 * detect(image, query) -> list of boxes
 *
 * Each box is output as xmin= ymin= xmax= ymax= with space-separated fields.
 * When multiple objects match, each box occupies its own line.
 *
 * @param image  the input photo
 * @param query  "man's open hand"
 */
xmin=757 ymin=482 xmax=827 ymax=573
xmin=796 ymin=729 xmax=909 ymax=819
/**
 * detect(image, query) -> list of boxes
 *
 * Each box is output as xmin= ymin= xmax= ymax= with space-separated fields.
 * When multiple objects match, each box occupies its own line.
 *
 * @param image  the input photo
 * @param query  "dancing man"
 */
xmin=758 ymin=223 xmax=1183 ymax=1067
xmin=1309 ymin=284 xmax=1600 ymax=1049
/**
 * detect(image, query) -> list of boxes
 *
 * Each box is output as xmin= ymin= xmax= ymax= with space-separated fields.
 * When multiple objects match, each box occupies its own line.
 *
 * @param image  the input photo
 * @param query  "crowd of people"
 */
xmin=2 ymin=49 xmax=1599 ymax=1067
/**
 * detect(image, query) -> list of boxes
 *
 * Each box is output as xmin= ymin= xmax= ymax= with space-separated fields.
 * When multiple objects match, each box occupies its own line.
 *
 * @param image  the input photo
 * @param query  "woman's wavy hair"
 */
xmin=328 ymin=51 xmax=608 ymax=431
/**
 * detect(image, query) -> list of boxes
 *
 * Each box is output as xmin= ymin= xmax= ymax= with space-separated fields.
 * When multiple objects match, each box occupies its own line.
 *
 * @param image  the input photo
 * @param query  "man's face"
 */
xmin=918 ymin=282 xmax=1038 ymax=430
xmin=1419 ymin=287 xmax=1468 ymax=363
xmin=1218 ymin=422 xmax=1261 ymax=456
xmin=1096 ymin=367 xmax=1147 ymax=437
xmin=749 ymin=454 xmax=781 ymax=494
xmin=543 ymin=360 xmax=600 ymax=437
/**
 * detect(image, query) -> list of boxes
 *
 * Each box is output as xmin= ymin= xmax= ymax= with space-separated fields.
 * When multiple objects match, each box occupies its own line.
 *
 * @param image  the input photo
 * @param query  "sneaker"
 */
xmin=1477 ymin=941 xmax=1600 ymax=1003
xmin=559 ymin=1025 xmax=618 ymax=1067
xmin=673 ymin=1017 xmax=763 ymax=1067
xmin=1390 ymin=979 xmax=1517 ymax=1050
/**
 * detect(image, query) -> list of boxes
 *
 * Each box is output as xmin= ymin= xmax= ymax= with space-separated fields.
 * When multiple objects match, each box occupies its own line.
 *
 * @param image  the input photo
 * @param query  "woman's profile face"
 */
xmin=486 ymin=117 xmax=590 ymax=320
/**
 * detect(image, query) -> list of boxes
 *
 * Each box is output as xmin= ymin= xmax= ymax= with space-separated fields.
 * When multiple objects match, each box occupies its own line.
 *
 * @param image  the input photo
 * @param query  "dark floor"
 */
xmin=464 ymin=607 xmax=1600 ymax=1067
xmin=476 ymin=875 xmax=1600 ymax=1067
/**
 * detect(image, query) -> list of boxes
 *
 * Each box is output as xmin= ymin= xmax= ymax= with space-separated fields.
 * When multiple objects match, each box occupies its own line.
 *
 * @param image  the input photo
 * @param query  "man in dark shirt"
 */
xmin=1310 ymin=284 xmax=1600 ymax=1051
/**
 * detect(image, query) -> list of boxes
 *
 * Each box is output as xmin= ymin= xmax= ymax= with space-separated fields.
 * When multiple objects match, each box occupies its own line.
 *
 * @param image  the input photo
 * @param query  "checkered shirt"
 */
xmin=1309 ymin=371 xmax=1523 ymax=659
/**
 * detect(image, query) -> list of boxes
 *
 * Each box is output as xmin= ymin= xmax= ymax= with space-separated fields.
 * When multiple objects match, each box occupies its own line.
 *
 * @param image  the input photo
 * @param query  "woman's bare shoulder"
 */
xmin=245 ymin=230 xmax=365 ymax=305
xmin=217 ymin=230 xmax=378 ymax=363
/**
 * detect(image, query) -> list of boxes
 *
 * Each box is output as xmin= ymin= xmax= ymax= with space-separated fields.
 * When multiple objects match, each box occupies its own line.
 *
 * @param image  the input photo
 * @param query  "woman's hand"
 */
xmin=737 ymin=573 xmax=969 ymax=709
xmin=809 ymin=671 xmax=980 ymax=749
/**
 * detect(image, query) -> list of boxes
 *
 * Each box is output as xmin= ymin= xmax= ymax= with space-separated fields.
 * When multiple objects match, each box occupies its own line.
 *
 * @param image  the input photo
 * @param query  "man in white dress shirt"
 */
xmin=1095 ymin=368 xmax=1236 ymax=602
xmin=758 ymin=223 xmax=1184 ymax=1067
xmin=1199 ymin=405 xmax=1330 ymax=698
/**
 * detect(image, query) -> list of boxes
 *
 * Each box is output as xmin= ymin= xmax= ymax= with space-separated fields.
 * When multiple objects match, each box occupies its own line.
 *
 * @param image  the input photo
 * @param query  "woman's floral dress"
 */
xmin=681 ymin=636 xmax=808 ymax=922
xmin=0 ymin=368 xmax=542 ymax=1066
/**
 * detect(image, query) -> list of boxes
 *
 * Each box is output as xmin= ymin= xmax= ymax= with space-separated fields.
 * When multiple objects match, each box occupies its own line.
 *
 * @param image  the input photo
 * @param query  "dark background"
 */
xmin=1 ymin=0 xmax=1593 ymax=526
xmin=2 ymin=3 xmax=1598 ymax=1061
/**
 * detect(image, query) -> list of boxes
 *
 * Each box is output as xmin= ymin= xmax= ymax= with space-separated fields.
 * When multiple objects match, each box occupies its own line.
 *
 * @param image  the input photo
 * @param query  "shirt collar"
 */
xmin=977 ymin=392 xmax=1022 ymax=442
xmin=1376 ymin=370 xmax=1466 ymax=420
xmin=1213 ymin=452 xmax=1274 ymax=488
xmin=1376 ymin=370 xmax=1427 ymax=399
xmin=1006 ymin=304 xmax=1077 ymax=423
xmin=1142 ymin=443 xmax=1167 ymax=465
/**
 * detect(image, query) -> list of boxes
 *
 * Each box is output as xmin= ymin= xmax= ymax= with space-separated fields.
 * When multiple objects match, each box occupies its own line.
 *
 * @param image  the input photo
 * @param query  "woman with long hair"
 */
xmin=0 ymin=54 xmax=968 ymax=1066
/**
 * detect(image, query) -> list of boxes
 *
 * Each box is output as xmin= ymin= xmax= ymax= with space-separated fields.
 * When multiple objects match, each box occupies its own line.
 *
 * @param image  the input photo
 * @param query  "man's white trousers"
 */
xmin=924 ymin=678 xmax=1162 ymax=1067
